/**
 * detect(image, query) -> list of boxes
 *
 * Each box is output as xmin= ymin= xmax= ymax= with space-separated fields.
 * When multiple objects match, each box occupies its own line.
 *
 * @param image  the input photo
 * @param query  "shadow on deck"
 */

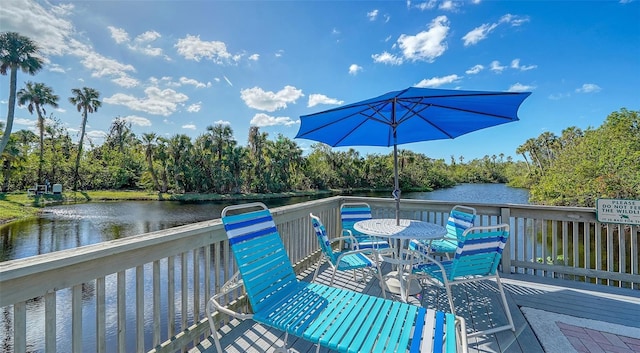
xmin=193 ymin=262 xmax=640 ymax=353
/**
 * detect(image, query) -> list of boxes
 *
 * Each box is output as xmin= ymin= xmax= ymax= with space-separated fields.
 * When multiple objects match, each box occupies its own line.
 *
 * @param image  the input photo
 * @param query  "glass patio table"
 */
xmin=354 ymin=218 xmax=446 ymax=301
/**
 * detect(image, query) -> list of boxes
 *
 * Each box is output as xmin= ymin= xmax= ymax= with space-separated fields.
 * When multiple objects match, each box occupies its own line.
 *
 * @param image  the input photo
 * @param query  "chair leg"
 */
xmin=330 ymin=268 xmax=338 ymax=286
xmin=495 ymin=275 xmax=515 ymax=332
xmin=444 ymin=280 xmax=457 ymax=315
xmin=312 ymin=256 xmax=325 ymax=283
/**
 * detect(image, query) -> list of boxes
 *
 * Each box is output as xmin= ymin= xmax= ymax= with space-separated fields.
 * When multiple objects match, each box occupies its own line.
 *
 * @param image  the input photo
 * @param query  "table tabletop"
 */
xmin=353 ymin=218 xmax=446 ymax=240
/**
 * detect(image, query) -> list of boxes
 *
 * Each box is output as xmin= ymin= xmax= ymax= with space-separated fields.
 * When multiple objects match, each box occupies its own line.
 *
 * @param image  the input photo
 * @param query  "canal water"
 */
xmin=0 ymin=184 xmax=529 ymax=262
xmin=0 ymin=183 xmax=529 ymax=352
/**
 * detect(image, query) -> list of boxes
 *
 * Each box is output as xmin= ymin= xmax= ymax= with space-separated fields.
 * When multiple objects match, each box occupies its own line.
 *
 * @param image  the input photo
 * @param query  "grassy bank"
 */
xmin=0 ymin=190 xmax=335 ymax=225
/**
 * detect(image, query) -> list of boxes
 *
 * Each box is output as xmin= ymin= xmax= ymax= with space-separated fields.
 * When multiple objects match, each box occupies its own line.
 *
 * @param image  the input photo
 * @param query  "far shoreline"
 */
xmin=0 ymin=187 xmax=437 ymax=226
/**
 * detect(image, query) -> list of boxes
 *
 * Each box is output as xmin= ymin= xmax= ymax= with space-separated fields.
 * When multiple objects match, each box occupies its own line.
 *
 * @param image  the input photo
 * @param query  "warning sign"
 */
xmin=596 ymin=198 xmax=640 ymax=225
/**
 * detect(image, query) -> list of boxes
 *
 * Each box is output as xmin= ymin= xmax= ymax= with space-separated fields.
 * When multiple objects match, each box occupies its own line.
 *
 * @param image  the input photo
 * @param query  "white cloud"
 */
xmin=367 ymin=9 xmax=379 ymax=21
xmin=108 ymin=26 xmax=129 ymax=44
xmin=349 ymin=64 xmax=363 ymax=75
xmin=248 ymin=53 xmax=260 ymax=61
xmin=14 ymin=118 xmax=36 ymax=127
xmin=186 ymin=103 xmax=202 ymax=113
xmin=500 ymin=14 xmax=530 ymax=27
xmin=213 ymin=120 xmax=231 ymax=126
xmin=462 ymin=23 xmax=498 ymax=46
xmin=121 ymin=115 xmax=152 ymax=127
xmin=466 ymin=64 xmax=484 ymax=74
xmin=397 ymin=16 xmax=449 ymax=62
xmin=511 ymin=58 xmax=537 ymax=71
xmin=415 ymin=74 xmax=462 ymax=88
xmin=104 ymin=87 xmax=189 ymax=116
xmin=308 ymin=94 xmax=344 ymax=108
xmin=250 ymin=113 xmax=299 ymax=127
xmin=576 ymin=83 xmax=601 ymax=93
xmin=508 ymin=83 xmax=535 ymax=92
xmin=439 ymin=1 xmax=459 ymax=11
xmin=182 ymin=124 xmax=197 ymax=130
xmin=80 ymin=51 xmax=136 ymax=78
xmin=223 ymin=76 xmax=233 ymax=86
xmin=179 ymin=77 xmax=208 ymax=88
xmin=0 ymin=0 xmax=75 ymax=56
xmin=490 ymin=60 xmax=506 ymax=73
xmin=240 ymin=85 xmax=304 ymax=112
xmin=371 ymin=51 xmax=404 ymax=65
xmin=48 ymin=64 xmax=66 ymax=73
xmin=463 ymin=14 xmax=529 ymax=46
xmin=112 ymin=75 xmax=140 ymax=88
xmin=175 ymin=34 xmax=236 ymax=64
xmin=413 ymin=1 xmax=438 ymax=10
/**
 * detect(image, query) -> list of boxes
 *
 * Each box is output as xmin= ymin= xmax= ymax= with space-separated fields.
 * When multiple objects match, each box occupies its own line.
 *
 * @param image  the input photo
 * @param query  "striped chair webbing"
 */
xmin=445 ymin=209 xmax=476 ymax=238
xmin=222 ymin=209 xmax=298 ymax=313
xmin=449 ymin=230 xmax=509 ymax=279
xmin=341 ymin=206 xmax=372 ymax=236
xmin=310 ymin=216 xmax=338 ymax=264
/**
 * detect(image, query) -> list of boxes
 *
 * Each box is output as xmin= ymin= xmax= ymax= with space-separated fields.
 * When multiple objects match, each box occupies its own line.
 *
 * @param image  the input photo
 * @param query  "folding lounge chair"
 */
xmin=409 ymin=223 xmax=515 ymax=338
xmin=207 ymin=202 xmax=468 ymax=353
xmin=409 ymin=205 xmax=476 ymax=259
xmin=340 ymin=202 xmax=391 ymax=252
xmin=309 ymin=213 xmax=387 ymax=298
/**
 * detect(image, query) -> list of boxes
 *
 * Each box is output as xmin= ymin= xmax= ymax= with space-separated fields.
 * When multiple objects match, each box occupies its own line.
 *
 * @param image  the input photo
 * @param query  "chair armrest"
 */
xmin=206 ymin=271 xmax=253 ymax=322
xmin=402 ymin=249 xmax=448 ymax=273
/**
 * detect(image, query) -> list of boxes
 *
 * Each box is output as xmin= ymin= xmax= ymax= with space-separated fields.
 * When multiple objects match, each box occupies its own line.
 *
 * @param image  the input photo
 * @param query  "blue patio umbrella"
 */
xmin=295 ymin=87 xmax=531 ymax=224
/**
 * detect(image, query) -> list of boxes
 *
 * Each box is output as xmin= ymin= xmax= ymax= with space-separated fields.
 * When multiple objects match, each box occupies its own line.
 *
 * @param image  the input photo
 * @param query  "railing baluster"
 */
xmin=14 ymin=301 xmax=26 ymax=353
xmin=193 ymin=248 xmax=200 ymax=345
xmin=96 ymin=277 xmax=106 ymax=353
xmin=619 ymin=224 xmax=626 ymax=288
xmin=72 ymin=284 xmax=82 ymax=352
xmin=153 ymin=260 xmax=161 ymax=347
xmin=607 ymin=226 xmax=615 ymax=286
xmin=181 ymin=251 xmax=188 ymax=353
xmin=168 ymin=256 xmax=176 ymax=338
xmin=571 ymin=222 xmax=580 ymax=276
xmin=117 ymin=270 xmax=126 ymax=352
xmin=136 ymin=265 xmax=144 ymax=353
xmin=45 ymin=291 xmax=56 ymax=353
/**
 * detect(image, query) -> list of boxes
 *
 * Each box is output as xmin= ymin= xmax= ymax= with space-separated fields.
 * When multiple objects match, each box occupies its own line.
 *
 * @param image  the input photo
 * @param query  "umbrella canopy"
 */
xmin=295 ymin=87 xmax=531 ymax=223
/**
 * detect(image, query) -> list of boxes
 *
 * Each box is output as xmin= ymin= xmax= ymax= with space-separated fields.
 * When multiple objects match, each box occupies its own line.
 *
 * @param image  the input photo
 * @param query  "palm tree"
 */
xmin=17 ymin=81 xmax=59 ymax=183
xmin=69 ymin=87 xmax=101 ymax=191
xmin=0 ymin=32 xmax=44 ymax=155
xmin=142 ymin=132 xmax=161 ymax=192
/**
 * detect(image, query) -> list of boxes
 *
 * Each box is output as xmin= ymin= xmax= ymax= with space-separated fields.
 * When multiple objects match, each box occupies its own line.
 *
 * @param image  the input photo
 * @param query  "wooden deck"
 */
xmin=191 ymin=262 xmax=640 ymax=353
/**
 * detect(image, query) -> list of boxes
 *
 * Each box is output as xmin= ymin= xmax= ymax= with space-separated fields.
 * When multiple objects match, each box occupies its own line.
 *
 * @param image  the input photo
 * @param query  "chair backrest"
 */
xmin=449 ymin=224 xmax=509 ymax=280
xmin=446 ymin=205 xmax=477 ymax=239
xmin=340 ymin=202 xmax=372 ymax=237
xmin=310 ymin=213 xmax=337 ymax=264
xmin=221 ymin=203 xmax=298 ymax=313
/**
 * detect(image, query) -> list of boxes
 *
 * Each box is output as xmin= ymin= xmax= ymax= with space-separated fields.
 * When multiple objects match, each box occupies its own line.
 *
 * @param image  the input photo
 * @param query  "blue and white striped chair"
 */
xmin=340 ymin=202 xmax=391 ymax=252
xmin=409 ymin=205 xmax=476 ymax=259
xmin=310 ymin=213 xmax=387 ymax=296
xmin=207 ymin=202 xmax=469 ymax=353
xmin=410 ymin=223 xmax=515 ymax=338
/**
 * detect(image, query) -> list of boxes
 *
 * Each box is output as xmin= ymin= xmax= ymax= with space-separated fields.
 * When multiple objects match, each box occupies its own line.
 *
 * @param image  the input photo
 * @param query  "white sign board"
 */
xmin=596 ymin=198 xmax=640 ymax=225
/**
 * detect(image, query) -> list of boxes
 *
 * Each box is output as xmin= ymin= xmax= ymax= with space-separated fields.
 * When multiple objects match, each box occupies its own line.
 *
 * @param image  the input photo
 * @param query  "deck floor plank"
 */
xmin=194 ymin=263 xmax=639 ymax=353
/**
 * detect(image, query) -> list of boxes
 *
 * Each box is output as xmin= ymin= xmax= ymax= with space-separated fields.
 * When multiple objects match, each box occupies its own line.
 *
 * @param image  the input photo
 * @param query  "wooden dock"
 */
xmin=192 ymin=262 xmax=640 ymax=353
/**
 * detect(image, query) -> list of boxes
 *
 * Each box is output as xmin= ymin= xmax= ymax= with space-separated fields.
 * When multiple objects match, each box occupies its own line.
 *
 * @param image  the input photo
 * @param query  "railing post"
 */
xmin=500 ymin=207 xmax=512 ymax=273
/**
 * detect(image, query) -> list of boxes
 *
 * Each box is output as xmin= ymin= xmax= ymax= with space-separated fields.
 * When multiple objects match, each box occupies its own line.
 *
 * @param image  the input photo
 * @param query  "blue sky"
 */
xmin=1 ymin=0 xmax=638 ymax=161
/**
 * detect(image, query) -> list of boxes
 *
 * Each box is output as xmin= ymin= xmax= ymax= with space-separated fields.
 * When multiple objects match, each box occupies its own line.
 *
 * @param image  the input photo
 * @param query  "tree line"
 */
xmin=2 ymin=31 xmax=638 ymax=207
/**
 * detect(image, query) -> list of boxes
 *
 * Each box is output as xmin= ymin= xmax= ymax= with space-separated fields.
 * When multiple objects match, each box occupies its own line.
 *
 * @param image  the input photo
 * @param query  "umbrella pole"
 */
xmin=393 ymin=144 xmax=400 ymax=226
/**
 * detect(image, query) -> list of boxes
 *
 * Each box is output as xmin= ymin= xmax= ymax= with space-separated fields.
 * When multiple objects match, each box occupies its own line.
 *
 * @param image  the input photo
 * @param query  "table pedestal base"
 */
xmin=383 ymin=271 xmax=422 ymax=297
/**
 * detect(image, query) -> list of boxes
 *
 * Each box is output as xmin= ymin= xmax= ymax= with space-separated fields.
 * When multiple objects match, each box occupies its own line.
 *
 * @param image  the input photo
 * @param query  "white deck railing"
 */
xmin=0 ymin=196 xmax=637 ymax=353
